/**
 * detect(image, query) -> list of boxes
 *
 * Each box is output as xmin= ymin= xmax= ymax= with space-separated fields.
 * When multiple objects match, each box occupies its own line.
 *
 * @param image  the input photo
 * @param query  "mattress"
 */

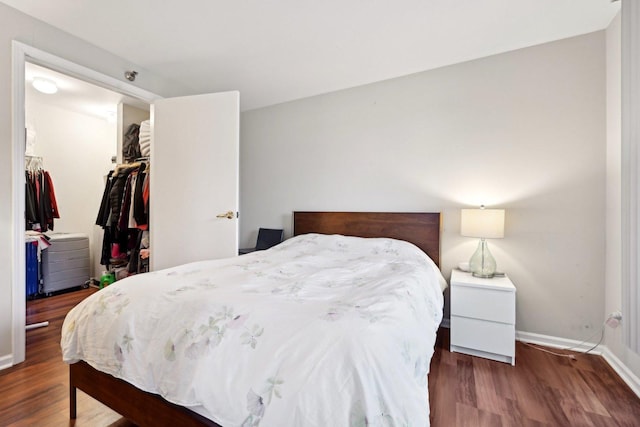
xmin=62 ymin=234 xmax=445 ymax=426
xmin=42 ymin=233 xmax=90 ymax=293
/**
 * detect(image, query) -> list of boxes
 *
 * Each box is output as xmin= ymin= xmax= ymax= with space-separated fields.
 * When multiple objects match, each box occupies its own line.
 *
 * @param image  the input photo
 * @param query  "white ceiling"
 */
xmin=5 ymin=0 xmax=620 ymax=111
xmin=26 ymin=62 xmax=149 ymax=121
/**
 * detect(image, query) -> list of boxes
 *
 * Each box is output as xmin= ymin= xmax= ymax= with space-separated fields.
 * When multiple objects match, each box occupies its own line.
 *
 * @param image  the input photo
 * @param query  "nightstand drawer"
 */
xmin=451 ymin=285 xmax=515 ymax=324
xmin=451 ymin=316 xmax=515 ymax=357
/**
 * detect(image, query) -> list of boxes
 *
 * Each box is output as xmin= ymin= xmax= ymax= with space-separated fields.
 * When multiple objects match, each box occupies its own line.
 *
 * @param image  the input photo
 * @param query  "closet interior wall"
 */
xmin=118 ymin=104 xmax=149 ymax=164
xmin=25 ymin=96 xmax=117 ymax=281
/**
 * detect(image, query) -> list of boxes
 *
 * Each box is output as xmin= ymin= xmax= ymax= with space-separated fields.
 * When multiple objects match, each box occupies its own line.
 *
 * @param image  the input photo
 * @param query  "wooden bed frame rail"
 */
xmin=70 ymin=361 xmax=221 ymax=426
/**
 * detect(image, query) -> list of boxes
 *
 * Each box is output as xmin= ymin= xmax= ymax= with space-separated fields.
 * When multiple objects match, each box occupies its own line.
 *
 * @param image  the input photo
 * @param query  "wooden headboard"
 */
xmin=293 ymin=211 xmax=441 ymax=266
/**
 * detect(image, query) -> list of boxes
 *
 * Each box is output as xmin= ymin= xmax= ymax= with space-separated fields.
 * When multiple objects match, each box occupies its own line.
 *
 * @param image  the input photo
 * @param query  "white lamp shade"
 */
xmin=461 ymin=208 xmax=505 ymax=239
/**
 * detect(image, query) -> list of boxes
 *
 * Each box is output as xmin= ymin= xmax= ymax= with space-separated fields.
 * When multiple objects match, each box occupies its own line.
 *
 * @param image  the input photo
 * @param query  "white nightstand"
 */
xmin=450 ymin=269 xmax=516 ymax=365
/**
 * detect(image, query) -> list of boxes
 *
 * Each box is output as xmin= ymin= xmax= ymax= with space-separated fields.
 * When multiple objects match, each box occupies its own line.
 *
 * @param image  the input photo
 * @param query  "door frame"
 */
xmin=10 ymin=41 xmax=162 ymax=366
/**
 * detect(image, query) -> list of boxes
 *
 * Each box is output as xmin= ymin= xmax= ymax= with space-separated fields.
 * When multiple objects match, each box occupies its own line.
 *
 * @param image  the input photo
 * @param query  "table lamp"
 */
xmin=460 ymin=206 xmax=505 ymax=278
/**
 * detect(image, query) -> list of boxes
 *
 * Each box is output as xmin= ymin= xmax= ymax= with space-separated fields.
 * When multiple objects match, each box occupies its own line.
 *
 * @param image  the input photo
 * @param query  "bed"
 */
xmin=63 ymin=211 xmax=444 ymax=426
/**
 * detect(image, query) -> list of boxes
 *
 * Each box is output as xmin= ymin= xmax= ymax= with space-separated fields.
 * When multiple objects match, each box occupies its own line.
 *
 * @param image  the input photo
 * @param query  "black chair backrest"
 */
xmin=256 ymin=228 xmax=284 ymax=250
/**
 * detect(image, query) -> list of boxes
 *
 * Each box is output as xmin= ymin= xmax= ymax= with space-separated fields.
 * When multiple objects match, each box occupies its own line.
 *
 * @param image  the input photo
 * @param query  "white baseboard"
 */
xmin=601 ymin=347 xmax=640 ymax=398
xmin=0 ymin=354 xmax=13 ymax=371
xmin=515 ymin=330 xmax=603 ymax=354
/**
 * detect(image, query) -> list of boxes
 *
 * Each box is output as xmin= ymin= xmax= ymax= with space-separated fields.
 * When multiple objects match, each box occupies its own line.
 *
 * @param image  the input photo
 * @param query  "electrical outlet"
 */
xmin=606 ymin=311 xmax=622 ymax=328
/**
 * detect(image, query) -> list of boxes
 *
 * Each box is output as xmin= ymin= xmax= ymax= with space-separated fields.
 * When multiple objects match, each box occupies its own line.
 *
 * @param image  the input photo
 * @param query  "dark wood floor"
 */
xmin=1 ymin=289 xmax=639 ymax=426
xmin=0 ymin=288 xmax=132 ymax=427
xmin=430 ymin=329 xmax=640 ymax=426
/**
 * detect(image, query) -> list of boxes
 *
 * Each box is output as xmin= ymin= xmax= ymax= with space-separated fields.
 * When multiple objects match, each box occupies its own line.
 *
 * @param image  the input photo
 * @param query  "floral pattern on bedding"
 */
xmin=61 ymin=233 xmax=445 ymax=426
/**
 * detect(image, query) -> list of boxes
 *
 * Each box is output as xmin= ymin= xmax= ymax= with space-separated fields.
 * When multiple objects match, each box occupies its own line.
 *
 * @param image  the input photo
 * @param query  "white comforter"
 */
xmin=61 ymin=234 xmax=445 ymax=426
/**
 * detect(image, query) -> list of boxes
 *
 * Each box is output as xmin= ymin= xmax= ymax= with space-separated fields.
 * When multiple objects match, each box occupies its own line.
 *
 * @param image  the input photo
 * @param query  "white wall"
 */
xmin=606 ymin=12 xmax=640 ymax=378
xmin=0 ymin=3 xmax=185 ymax=359
xmin=240 ymin=31 xmax=607 ymax=341
xmin=26 ymin=100 xmax=117 ymax=280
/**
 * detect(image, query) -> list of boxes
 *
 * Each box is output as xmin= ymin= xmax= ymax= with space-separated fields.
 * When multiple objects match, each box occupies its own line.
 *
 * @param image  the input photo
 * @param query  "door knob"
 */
xmin=216 ymin=211 xmax=235 ymax=219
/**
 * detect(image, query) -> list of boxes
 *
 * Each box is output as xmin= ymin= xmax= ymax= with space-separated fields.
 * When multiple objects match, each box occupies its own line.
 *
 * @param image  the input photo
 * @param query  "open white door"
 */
xmin=150 ymin=91 xmax=239 ymax=270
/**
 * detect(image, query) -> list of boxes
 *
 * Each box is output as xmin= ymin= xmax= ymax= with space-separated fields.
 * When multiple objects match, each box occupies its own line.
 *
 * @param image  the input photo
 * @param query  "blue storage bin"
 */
xmin=26 ymin=241 xmax=39 ymax=298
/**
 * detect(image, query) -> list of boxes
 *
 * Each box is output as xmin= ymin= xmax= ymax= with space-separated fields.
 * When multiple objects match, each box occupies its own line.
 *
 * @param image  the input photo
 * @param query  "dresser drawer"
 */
xmin=451 ymin=315 xmax=515 ymax=358
xmin=451 ymin=285 xmax=515 ymax=324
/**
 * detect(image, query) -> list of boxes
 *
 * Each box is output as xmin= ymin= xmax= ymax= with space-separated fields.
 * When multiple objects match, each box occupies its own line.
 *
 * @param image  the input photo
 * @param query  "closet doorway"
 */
xmin=25 ymin=60 xmax=151 ymax=288
xmin=11 ymin=42 xmax=240 ymax=367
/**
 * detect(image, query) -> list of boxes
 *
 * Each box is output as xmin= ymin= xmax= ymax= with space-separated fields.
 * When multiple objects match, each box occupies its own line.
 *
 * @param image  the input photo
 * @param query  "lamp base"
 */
xmin=468 ymin=239 xmax=497 ymax=278
xmin=472 ymin=272 xmax=495 ymax=279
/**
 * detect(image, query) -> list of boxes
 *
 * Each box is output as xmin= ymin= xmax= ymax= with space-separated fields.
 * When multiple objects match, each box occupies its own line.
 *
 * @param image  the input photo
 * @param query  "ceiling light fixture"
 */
xmin=32 ymin=77 xmax=58 ymax=94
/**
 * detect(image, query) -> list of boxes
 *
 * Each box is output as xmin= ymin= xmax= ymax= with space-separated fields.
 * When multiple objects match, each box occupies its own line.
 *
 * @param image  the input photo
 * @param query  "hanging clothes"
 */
xmin=96 ymin=170 xmax=114 ymax=227
xmin=96 ymin=160 xmax=149 ymax=271
xmin=97 ymin=165 xmax=136 ymax=265
xmin=25 ymin=167 xmax=60 ymax=232
xmin=133 ymin=163 xmax=148 ymax=228
xmin=109 ymin=167 xmax=135 ymax=226
xmin=25 ymin=171 xmax=38 ymax=226
xmin=44 ymin=171 xmax=60 ymax=219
